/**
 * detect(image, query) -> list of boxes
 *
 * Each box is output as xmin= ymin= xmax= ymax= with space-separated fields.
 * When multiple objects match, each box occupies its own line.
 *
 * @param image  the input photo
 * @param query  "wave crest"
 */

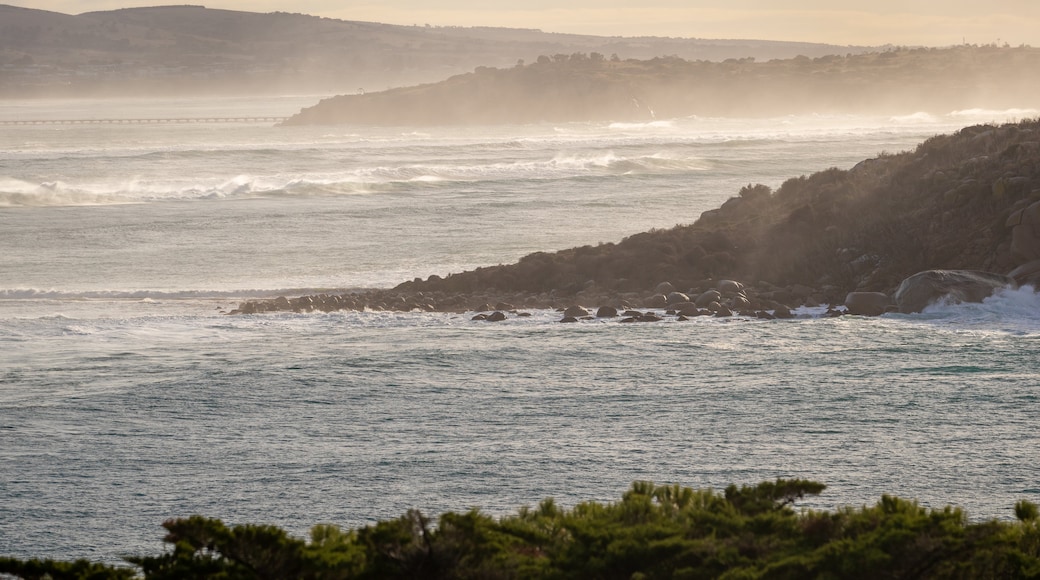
xmin=0 ymin=149 xmax=711 ymax=206
xmin=0 ymin=287 xmax=369 ymax=301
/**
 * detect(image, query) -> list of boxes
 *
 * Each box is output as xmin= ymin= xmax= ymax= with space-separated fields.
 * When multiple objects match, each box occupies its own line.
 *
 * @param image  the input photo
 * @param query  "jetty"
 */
xmin=0 ymin=117 xmax=288 ymax=125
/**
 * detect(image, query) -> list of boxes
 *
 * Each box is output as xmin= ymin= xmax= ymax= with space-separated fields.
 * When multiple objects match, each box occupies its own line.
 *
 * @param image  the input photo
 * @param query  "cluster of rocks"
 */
xmin=230 ymin=265 xmax=1032 ymax=322
xmin=230 ymin=292 xmax=434 ymax=315
xmin=842 ymin=269 xmax=1026 ymax=315
xmin=229 ymin=279 xmax=813 ymax=323
xmin=550 ymin=279 xmax=800 ymax=323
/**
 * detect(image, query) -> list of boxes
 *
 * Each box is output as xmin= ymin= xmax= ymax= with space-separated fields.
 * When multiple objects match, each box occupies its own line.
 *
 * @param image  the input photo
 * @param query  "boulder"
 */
xmin=1007 ymin=200 xmax=1040 ymax=263
xmin=718 ymin=279 xmax=744 ymax=295
xmin=666 ymin=291 xmax=690 ymax=305
xmin=563 ymin=305 xmax=590 ymax=318
xmin=645 ymin=293 xmax=669 ymax=308
xmin=486 ymin=311 xmax=507 ymax=322
xmin=595 ymin=305 xmax=619 ymax=318
xmin=676 ymin=304 xmax=705 ymax=316
xmin=729 ymin=295 xmax=751 ymax=310
xmin=695 ymin=290 xmax=722 ymax=307
xmin=844 ymin=292 xmax=892 ymax=316
xmin=654 ymin=281 xmax=676 ymax=294
xmin=894 ymin=270 xmax=1015 ymax=313
xmin=1009 ymin=259 xmax=1040 ymax=287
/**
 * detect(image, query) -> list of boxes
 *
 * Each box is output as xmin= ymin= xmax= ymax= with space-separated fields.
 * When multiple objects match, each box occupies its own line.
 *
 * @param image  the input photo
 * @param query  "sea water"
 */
xmin=1 ymin=97 xmax=1039 ymax=564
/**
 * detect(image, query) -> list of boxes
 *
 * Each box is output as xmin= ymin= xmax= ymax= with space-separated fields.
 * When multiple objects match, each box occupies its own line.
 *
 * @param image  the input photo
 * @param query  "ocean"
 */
xmin=1 ymin=96 xmax=1038 ymax=564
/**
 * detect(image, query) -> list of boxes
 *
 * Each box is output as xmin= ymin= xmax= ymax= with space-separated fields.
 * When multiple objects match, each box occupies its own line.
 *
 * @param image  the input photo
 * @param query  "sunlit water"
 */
xmin=1 ymin=97 xmax=1039 ymax=564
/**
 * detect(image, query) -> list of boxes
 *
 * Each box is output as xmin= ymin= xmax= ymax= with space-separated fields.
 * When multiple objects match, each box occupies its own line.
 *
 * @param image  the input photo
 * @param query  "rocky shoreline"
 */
xmin=229 ymin=278 xmax=811 ymax=321
xmin=228 ymin=266 xmax=1032 ymax=322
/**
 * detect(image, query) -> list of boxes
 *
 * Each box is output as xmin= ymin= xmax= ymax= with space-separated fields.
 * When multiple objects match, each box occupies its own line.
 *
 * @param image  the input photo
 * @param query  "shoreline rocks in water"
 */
xmin=228 ymin=266 xmax=1023 ymax=321
xmin=228 ymin=277 xmax=803 ymax=322
xmin=893 ymin=269 xmax=1016 ymax=314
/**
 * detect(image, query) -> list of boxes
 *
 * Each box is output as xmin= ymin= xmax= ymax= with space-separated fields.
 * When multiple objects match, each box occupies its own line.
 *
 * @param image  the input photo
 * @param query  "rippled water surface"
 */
xmin=2 ymin=98 xmax=1038 ymax=563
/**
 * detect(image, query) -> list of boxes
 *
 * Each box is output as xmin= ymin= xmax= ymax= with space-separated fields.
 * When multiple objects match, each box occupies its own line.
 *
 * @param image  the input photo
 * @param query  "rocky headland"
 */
xmin=233 ymin=118 xmax=1040 ymax=320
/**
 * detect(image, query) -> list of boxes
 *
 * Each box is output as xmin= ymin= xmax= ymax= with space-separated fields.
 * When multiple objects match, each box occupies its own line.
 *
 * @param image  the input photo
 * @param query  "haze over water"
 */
xmin=2 ymin=97 xmax=1039 ymax=564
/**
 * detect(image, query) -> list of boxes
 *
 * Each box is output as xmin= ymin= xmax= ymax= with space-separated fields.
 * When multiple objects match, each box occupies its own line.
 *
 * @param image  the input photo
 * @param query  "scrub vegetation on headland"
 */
xmin=4 ymin=479 xmax=1040 ymax=579
xmin=284 ymin=45 xmax=1040 ymax=125
xmin=235 ymin=117 xmax=1040 ymax=320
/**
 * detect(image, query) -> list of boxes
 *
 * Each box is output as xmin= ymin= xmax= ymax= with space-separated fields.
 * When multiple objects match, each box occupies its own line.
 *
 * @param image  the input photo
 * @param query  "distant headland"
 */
xmin=283 ymin=46 xmax=1040 ymax=126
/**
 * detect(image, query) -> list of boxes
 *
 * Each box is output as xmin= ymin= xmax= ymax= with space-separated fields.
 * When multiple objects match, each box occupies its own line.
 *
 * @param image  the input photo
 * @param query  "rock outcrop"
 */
xmin=893 ymin=270 xmax=1015 ymax=313
xmin=1007 ymin=199 xmax=1040 ymax=263
xmin=1009 ymin=260 xmax=1040 ymax=288
xmin=844 ymin=292 xmax=892 ymax=316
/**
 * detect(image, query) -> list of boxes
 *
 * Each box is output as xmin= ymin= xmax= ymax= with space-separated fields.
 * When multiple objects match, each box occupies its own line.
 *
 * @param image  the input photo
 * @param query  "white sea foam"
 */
xmin=0 ymin=149 xmax=717 ymax=207
xmin=890 ymin=112 xmax=939 ymax=124
xmin=948 ymin=107 xmax=1040 ymax=121
xmin=608 ymin=120 xmax=677 ymax=130
xmin=892 ymin=285 xmax=1040 ymax=336
xmin=0 ymin=287 xmax=362 ymax=301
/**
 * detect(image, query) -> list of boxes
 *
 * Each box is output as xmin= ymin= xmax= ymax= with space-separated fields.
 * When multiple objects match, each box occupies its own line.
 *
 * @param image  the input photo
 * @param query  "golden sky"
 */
xmin=20 ymin=1 xmax=1040 ymax=46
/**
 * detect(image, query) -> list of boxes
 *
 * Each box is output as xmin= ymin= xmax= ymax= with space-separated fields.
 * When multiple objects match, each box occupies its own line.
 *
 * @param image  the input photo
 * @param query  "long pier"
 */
xmin=0 ymin=116 xmax=288 ymax=125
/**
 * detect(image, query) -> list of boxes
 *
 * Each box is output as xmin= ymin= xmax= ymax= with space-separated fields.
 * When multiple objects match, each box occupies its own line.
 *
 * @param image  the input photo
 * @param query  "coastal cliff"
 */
xmin=283 ymin=46 xmax=1040 ymax=126
xmin=237 ymin=118 xmax=1040 ymax=316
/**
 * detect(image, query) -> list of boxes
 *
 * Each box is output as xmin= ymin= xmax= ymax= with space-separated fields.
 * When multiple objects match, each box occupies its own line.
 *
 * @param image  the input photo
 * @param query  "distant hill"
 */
xmin=0 ymin=4 xmax=873 ymax=97
xmin=284 ymin=45 xmax=1040 ymax=125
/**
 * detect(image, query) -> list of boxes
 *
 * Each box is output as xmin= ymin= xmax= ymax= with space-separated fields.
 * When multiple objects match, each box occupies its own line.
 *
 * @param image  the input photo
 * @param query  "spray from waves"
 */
xmin=0 ymin=178 xmax=134 ymax=207
xmin=0 ymin=287 xmax=373 ymax=302
xmin=908 ymin=285 xmax=1040 ymax=333
xmin=0 ymin=150 xmax=712 ymax=207
xmin=302 ymin=150 xmax=712 ymax=184
xmin=889 ymin=108 xmax=1037 ymax=125
xmin=607 ymin=120 xmax=677 ymax=131
xmin=889 ymin=112 xmax=940 ymax=124
xmin=0 ymin=174 xmax=380 ymax=207
xmin=949 ymin=108 xmax=1040 ymax=121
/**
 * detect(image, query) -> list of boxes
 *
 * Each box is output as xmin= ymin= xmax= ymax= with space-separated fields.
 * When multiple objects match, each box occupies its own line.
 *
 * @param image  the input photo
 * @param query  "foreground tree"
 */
xmin=3 ymin=481 xmax=1040 ymax=579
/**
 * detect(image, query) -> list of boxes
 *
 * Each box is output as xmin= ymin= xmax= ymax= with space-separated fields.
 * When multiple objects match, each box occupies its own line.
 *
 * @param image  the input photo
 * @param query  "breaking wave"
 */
xmin=949 ymin=107 xmax=1040 ymax=120
xmin=0 ymin=151 xmax=711 ymax=207
xmin=0 ymin=287 xmax=367 ymax=301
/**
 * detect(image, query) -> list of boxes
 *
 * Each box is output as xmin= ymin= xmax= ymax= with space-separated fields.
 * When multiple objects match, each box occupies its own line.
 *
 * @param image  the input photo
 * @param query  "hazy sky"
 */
xmin=21 ymin=0 xmax=1040 ymax=47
